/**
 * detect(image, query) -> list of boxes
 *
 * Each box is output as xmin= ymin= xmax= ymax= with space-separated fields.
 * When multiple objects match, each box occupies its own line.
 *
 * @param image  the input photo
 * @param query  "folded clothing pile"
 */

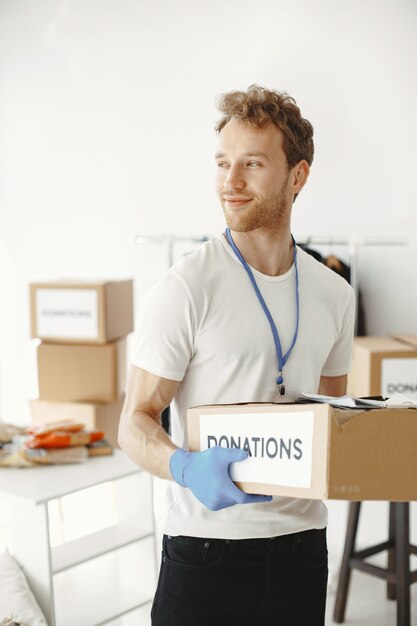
xmin=0 ymin=421 xmax=108 ymax=468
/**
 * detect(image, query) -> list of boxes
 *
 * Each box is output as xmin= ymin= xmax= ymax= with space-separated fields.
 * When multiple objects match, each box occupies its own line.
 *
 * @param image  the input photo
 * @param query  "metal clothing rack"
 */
xmin=297 ymin=237 xmax=408 ymax=334
xmin=134 ymin=234 xmax=408 ymax=335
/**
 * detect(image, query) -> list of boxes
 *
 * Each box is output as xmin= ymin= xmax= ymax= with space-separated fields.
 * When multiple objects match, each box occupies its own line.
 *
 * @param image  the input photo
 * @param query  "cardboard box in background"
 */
xmin=347 ymin=336 xmax=417 ymax=400
xmin=30 ymin=280 xmax=133 ymax=344
xmin=37 ymin=339 xmax=127 ymax=403
xmin=30 ymin=396 xmax=125 ymax=448
xmin=187 ymin=402 xmax=417 ymax=501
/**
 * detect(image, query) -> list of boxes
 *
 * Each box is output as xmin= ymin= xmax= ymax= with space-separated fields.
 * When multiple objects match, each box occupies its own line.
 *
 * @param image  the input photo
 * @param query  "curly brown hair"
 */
xmin=215 ymin=84 xmax=314 ymax=168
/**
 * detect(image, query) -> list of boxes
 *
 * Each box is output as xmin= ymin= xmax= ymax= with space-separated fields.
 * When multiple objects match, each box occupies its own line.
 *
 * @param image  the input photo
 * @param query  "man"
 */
xmin=119 ymin=85 xmax=355 ymax=625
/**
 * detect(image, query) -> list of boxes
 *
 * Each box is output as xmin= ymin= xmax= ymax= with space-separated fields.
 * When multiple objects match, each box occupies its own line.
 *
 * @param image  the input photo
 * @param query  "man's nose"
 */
xmin=225 ymin=164 xmax=245 ymax=190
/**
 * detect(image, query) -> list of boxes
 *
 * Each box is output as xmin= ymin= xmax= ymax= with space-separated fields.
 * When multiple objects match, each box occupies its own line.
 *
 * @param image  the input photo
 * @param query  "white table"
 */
xmin=0 ymin=449 xmax=157 ymax=626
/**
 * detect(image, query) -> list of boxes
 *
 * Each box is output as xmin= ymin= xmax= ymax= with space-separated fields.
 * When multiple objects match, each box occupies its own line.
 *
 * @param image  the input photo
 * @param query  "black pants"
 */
xmin=151 ymin=528 xmax=328 ymax=626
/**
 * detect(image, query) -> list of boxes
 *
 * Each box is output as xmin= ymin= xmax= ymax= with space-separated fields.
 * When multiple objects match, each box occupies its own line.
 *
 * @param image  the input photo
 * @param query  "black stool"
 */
xmin=334 ymin=502 xmax=417 ymax=626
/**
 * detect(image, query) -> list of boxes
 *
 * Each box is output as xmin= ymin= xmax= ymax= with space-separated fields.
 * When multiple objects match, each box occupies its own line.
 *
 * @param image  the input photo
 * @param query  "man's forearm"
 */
xmin=118 ymin=409 xmax=178 ymax=480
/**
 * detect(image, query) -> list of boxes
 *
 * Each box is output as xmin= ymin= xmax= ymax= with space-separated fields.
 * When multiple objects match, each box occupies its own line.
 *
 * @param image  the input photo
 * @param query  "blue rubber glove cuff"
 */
xmin=170 ymin=448 xmax=193 ymax=487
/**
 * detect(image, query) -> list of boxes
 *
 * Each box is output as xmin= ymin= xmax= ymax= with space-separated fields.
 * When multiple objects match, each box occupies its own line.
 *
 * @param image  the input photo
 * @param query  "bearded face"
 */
xmin=219 ymin=170 xmax=291 ymax=233
xmin=215 ymin=119 xmax=293 ymax=234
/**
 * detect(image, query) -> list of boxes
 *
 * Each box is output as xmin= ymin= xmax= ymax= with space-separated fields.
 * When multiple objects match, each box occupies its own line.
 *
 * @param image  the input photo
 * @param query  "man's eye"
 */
xmin=247 ymin=161 xmax=262 ymax=167
xmin=216 ymin=162 xmax=229 ymax=168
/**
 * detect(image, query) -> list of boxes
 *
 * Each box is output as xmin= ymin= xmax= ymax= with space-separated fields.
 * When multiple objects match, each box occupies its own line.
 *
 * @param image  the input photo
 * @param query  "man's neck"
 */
xmin=228 ymin=228 xmax=294 ymax=277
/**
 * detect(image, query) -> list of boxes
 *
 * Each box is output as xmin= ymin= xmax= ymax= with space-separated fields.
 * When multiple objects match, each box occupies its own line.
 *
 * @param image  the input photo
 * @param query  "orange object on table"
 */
xmin=26 ymin=430 xmax=104 ymax=449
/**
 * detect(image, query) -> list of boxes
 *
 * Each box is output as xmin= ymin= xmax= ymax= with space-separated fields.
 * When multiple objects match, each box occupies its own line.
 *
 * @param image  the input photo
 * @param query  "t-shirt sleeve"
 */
xmin=131 ymin=269 xmax=196 ymax=381
xmin=321 ymin=287 xmax=356 ymax=377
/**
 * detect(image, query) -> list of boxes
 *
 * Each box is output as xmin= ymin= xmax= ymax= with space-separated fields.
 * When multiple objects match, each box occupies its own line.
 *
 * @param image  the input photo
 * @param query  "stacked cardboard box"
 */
xmin=347 ymin=335 xmax=417 ymax=401
xmin=29 ymin=280 xmax=133 ymax=447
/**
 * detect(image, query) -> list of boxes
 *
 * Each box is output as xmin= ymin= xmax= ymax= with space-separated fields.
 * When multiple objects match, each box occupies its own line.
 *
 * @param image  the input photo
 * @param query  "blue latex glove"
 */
xmin=170 ymin=445 xmax=273 ymax=511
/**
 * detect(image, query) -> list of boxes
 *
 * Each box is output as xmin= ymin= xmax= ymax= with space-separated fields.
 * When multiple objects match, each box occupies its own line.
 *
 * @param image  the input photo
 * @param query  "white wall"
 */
xmin=0 ymin=0 xmax=416 ymax=575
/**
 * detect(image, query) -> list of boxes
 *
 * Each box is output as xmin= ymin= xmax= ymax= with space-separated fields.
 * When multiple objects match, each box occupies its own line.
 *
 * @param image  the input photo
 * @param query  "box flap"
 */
xmin=189 ymin=401 xmax=298 ymax=410
xmin=354 ymin=336 xmax=415 ymax=353
xmin=393 ymin=334 xmax=417 ymax=349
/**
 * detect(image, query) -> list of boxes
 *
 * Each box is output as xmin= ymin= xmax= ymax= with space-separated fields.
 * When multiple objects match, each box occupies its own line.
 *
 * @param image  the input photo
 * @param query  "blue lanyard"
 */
xmin=225 ymin=228 xmax=300 ymax=395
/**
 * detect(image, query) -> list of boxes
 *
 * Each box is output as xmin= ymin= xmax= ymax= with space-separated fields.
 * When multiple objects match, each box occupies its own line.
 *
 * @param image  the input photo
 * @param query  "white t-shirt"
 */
xmin=132 ymin=233 xmax=355 ymax=539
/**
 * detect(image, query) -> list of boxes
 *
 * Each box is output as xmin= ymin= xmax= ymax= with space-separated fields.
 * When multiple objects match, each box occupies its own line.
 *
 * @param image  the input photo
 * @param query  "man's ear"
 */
xmin=291 ymin=160 xmax=310 ymax=195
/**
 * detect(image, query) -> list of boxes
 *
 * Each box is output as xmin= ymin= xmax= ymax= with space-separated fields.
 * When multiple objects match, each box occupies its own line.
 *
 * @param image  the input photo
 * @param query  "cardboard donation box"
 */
xmin=30 ymin=396 xmax=124 ymax=448
xmin=348 ymin=336 xmax=417 ymax=400
xmin=37 ymin=339 xmax=127 ymax=403
xmin=187 ymin=403 xmax=417 ymax=501
xmin=30 ymin=280 xmax=133 ymax=344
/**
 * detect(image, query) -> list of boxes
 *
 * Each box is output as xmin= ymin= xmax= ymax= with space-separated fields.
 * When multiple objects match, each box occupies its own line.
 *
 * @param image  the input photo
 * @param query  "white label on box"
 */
xmin=36 ymin=289 xmax=99 ymax=339
xmin=381 ymin=358 xmax=417 ymax=400
xmin=199 ymin=411 xmax=314 ymax=488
